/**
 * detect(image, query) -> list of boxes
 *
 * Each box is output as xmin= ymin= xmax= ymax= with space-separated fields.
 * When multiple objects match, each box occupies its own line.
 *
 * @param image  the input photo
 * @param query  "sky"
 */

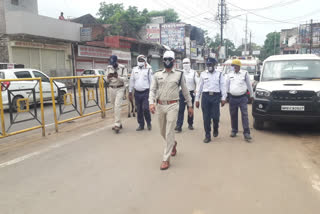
xmin=38 ymin=0 xmax=320 ymax=46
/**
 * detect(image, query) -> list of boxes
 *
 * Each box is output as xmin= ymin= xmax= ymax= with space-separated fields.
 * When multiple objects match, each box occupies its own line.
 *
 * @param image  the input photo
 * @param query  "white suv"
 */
xmin=80 ymin=69 xmax=106 ymax=87
xmin=0 ymin=69 xmax=67 ymax=111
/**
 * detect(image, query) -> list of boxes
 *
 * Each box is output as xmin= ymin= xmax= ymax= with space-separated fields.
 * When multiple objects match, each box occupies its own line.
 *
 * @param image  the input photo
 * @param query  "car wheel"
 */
xmin=253 ymin=118 xmax=264 ymax=130
xmin=57 ymin=91 xmax=66 ymax=104
xmin=11 ymin=95 xmax=24 ymax=112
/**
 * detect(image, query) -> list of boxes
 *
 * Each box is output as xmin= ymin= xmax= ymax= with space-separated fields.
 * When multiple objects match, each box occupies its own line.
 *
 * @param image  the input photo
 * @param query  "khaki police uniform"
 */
xmin=149 ymin=69 xmax=192 ymax=161
xmin=106 ymin=64 xmax=128 ymax=127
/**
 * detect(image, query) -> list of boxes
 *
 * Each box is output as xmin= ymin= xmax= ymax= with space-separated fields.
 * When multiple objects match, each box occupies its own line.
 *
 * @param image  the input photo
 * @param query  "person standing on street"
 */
xmin=149 ymin=51 xmax=193 ymax=170
xmin=106 ymin=55 xmax=128 ymax=133
xmin=175 ymin=58 xmax=198 ymax=132
xmin=129 ymin=55 xmax=153 ymax=131
xmin=226 ymin=59 xmax=254 ymax=142
xmin=196 ymin=57 xmax=227 ymax=143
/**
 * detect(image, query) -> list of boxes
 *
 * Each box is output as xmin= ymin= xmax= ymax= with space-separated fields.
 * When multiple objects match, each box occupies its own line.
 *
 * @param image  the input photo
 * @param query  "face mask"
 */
xmin=113 ymin=63 xmax=118 ymax=69
xmin=183 ymin=64 xmax=191 ymax=71
xmin=138 ymin=62 xmax=145 ymax=68
xmin=208 ymin=66 xmax=214 ymax=73
xmin=230 ymin=66 xmax=235 ymax=72
xmin=164 ymin=60 xmax=174 ymax=69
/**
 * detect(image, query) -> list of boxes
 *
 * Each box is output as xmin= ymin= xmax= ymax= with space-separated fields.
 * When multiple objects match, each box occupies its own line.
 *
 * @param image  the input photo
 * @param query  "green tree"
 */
xmin=261 ymin=32 xmax=280 ymax=61
xmin=205 ymin=33 xmax=236 ymax=57
xmin=148 ymin=9 xmax=180 ymax=23
xmin=97 ymin=3 xmax=124 ymax=22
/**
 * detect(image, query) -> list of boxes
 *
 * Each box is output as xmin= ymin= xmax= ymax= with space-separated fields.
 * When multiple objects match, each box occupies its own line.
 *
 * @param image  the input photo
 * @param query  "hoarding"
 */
xmin=161 ymin=23 xmax=185 ymax=52
xmin=146 ymin=24 xmax=161 ymax=43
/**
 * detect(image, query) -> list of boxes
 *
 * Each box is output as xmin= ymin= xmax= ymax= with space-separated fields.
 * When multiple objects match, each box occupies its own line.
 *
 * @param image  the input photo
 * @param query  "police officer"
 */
xmin=196 ymin=57 xmax=227 ymax=143
xmin=129 ymin=55 xmax=153 ymax=131
xmin=226 ymin=59 xmax=254 ymax=142
xmin=175 ymin=58 xmax=198 ymax=132
xmin=149 ymin=51 xmax=193 ymax=170
xmin=106 ymin=55 xmax=128 ymax=133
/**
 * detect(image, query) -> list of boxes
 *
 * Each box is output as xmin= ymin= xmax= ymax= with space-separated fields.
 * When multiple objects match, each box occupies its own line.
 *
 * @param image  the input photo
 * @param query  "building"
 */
xmin=280 ymin=27 xmax=299 ymax=54
xmin=0 ymin=0 xmax=82 ymax=77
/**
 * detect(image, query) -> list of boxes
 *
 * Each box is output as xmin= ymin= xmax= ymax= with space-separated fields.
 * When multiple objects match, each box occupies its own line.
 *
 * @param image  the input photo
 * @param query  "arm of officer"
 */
xmin=129 ymin=68 xmax=135 ymax=93
xmin=180 ymin=75 xmax=192 ymax=107
xmin=118 ymin=66 xmax=128 ymax=85
xmin=195 ymin=74 xmax=204 ymax=102
xmin=245 ymin=72 xmax=254 ymax=97
xmin=220 ymin=73 xmax=227 ymax=101
xmin=149 ymin=74 xmax=158 ymax=114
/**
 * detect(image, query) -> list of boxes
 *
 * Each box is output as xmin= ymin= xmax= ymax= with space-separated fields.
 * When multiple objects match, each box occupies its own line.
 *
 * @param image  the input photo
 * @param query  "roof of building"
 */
xmin=71 ymin=14 xmax=100 ymax=25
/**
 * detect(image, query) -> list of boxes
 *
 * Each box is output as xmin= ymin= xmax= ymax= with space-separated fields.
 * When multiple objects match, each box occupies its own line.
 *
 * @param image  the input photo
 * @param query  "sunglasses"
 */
xmin=163 ymin=57 xmax=174 ymax=62
xmin=138 ymin=59 xmax=145 ymax=62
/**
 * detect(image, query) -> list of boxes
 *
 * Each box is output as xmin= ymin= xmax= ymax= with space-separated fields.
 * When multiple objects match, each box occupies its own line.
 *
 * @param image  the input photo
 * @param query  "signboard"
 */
xmin=185 ymin=37 xmax=191 ymax=58
xmin=112 ymin=50 xmax=131 ymax=61
xmin=242 ymin=51 xmax=250 ymax=56
xmin=161 ymin=23 xmax=185 ymax=52
xmin=150 ymin=16 xmax=165 ymax=24
xmin=190 ymin=40 xmax=197 ymax=59
xmin=11 ymin=41 xmax=68 ymax=50
xmin=252 ymin=50 xmax=261 ymax=55
xmin=146 ymin=24 xmax=161 ymax=43
xmin=78 ymin=45 xmax=131 ymax=61
xmin=219 ymin=46 xmax=226 ymax=59
xmin=80 ymin=27 xmax=92 ymax=42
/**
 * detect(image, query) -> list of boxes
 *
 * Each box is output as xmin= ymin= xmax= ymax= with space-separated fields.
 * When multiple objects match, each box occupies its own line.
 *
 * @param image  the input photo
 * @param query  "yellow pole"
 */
xmin=0 ymin=82 xmax=6 ymax=137
xmin=50 ymin=78 xmax=59 ymax=132
xmin=38 ymin=79 xmax=46 ymax=136
xmin=77 ymin=78 xmax=83 ymax=116
xmin=99 ymin=76 xmax=106 ymax=118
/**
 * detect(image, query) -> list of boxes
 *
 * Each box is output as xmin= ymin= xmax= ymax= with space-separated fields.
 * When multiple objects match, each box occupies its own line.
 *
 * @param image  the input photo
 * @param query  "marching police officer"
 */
xmin=106 ymin=55 xmax=128 ymax=133
xmin=129 ymin=55 xmax=153 ymax=131
xmin=149 ymin=51 xmax=193 ymax=170
xmin=175 ymin=58 xmax=199 ymax=132
xmin=196 ymin=57 xmax=227 ymax=143
xmin=226 ymin=59 xmax=254 ymax=142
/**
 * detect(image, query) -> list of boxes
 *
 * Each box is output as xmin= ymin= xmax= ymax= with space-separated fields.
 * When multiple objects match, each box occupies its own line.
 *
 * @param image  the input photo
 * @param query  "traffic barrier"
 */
xmin=0 ymin=78 xmax=45 ymax=138
xmin=50 ymin=76 xmax=106 ymax=132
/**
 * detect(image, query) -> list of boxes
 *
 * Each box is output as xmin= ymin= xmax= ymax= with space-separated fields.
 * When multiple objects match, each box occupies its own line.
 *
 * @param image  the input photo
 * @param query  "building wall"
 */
xmin=5 ymin=11 xmax=82 ymax=41
xmin=0 ymin=0 xmax=6 ymax=33
xmin=0 ymin=36 xmax=9 ymax=62
xmin=4 ymin=0 xmax=38 ymax=14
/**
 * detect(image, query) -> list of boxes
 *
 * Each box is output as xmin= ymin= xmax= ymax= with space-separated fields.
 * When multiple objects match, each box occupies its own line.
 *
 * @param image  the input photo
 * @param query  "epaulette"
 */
xmin=154 ymin=69 xmax=163 ymax=73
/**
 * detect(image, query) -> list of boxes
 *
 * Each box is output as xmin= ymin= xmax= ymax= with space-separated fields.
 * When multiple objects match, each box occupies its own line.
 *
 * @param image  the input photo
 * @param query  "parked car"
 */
xmin=252 ymin=54 xmax=320 ymax=130
xmin=0 ymin=69 xmax=67 ymax=111
xmin=80 ymin=69 xmax=106 ymax=87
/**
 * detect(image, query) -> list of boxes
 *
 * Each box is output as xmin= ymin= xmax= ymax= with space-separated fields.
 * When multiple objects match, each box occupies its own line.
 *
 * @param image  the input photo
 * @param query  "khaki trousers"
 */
xmin=110 ymin=87 xmax=125 ymax=127
xmin=157 ymin=102 xmax=179 ymax=161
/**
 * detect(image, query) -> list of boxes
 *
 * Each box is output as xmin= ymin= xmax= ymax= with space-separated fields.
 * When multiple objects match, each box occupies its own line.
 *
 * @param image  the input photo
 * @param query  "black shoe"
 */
xmin=203 ymin=138 xmax=211 ymax=143
xmin=119 ymin=124 xmax=123 ymax=129
xmin=147 ymin=124 xmax=152 ymax=130
xmin=175 ymin=126 xmax=182 ymax=133
xmin=136 ymin=126 xmax=144 ymax=131
xmin=188 ymin=125 xmax=194 ymax=130
xmin=230 ymin=132 xmax=237 ymax=137
xmin=244 ymin=133 xmax=252 ymax=142
xmin=213 ymin=129 xmax=219 ymax=137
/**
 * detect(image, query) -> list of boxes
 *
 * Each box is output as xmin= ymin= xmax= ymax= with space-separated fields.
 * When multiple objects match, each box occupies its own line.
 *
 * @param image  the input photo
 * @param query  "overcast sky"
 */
xmin=38 ymin=0 xmax=320 ymax=46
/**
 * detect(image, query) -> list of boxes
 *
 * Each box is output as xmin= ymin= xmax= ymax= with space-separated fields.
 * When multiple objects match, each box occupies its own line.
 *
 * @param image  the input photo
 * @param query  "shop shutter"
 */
xmin=30 ymin=49 xmax=40 ymax=70
xmin=12 ymin=47 xmax=30 ymax=68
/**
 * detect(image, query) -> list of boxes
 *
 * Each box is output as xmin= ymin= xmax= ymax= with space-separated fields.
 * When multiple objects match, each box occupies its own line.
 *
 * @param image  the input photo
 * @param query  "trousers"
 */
xmin=134 ymin=89 xmax=151 ymax=128
xmin=157 ymin=102 xmax=179 ymax=161
xmin=110 ymin=87 xmax=125 ymax=127
xmin=176 ymin=90 xmax=195 ymax=128
xmin=201 ymin=93 xmax=221 ymax=139
xmin=229 ymin=96 xmax=250 ymax=135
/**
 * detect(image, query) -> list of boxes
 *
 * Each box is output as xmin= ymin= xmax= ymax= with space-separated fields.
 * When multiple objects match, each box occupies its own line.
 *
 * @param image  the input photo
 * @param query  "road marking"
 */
xmin=0 ymin=123 xmax=116 ymax=169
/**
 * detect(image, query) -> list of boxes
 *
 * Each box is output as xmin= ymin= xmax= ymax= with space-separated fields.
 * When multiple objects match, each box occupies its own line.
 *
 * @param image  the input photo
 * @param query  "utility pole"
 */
xmin=244 ymin=15 xmax=248 ymax=56
xmin=249 ymin=31 xmax=252 ymax=55
xmin=217 ymin=0 xmax=227 ymax=46
xmin=274 ymin=31 xmax=276 ymax=55
xmin=310 ymin=19 xmax=313 ymax=54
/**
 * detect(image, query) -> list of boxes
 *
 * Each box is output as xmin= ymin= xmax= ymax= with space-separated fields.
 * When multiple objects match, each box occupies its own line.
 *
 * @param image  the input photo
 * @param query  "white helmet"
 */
xmin=183 ymin=58 xmax=190 ymax=64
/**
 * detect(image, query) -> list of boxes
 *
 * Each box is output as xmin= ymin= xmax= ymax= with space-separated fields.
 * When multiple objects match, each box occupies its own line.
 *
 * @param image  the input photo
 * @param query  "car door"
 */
xmin=32 ymin=70 xmax=52 ymax=101
xmin=13 ymin=70 xmax=35 ymax=102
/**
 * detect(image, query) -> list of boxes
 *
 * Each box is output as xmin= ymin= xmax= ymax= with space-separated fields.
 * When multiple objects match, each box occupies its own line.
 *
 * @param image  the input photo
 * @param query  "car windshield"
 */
xmin=224 ymin=65 xmax=256 ymax=75
xmin=262 ymin=60 xmax=320 ymax=81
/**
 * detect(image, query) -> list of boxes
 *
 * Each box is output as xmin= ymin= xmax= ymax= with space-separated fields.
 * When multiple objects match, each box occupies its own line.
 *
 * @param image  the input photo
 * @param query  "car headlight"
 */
xmin=255 ymin=89 xmax=271 ymax=98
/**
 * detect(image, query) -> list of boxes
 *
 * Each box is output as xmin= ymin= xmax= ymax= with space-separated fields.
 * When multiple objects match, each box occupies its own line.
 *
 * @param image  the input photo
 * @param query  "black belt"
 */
xmin=135 ymin=89 xmax=149 ymax=93
xmin=229 ymin=93 xmax=247 ymax=98
xmin=110 ymin=85 xmax=124 ymax=88
xmin=203 ymin=92 xmax=221 ymax=96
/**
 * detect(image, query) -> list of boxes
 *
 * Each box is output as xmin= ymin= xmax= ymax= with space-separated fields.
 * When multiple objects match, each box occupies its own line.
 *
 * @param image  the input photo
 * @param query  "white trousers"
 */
xmin=110 ymin=87 xmax=125 ymax=127
xmin=157 ymin=103 xmax=179 ymax=161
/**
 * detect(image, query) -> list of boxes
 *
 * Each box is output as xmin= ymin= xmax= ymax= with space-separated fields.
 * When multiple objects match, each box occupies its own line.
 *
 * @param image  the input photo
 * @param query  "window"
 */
xmin=0 ymin=72 xmax=4 ymax=79
xmin=14 ymin=71 xmax=32 ymax=79
xmin=33 ymin=71 xmax=50 ymax=82
xmin=83 ymin=70 xmax=95 ymax=75
xmin=98 ymin=70 xmax=105 ymax=75
xmin=11 ymin=0 xmax=19 ymax=6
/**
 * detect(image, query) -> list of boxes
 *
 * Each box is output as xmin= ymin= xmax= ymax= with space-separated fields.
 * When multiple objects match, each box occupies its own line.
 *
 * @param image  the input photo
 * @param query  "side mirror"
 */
xmin=254 ymin=74 xmax=260 ymax=81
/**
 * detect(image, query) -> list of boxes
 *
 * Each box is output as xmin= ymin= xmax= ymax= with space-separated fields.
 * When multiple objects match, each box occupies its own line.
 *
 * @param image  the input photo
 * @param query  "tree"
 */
xmin=97 ymin=3 xmax=124 ymax=22
xmin=261 ymin=32 xmax=280 ymax=61
xmin=205 ymin=33 xmax=236 ymax=57
xmin=148 ymin=9 xmax=180 ymax=23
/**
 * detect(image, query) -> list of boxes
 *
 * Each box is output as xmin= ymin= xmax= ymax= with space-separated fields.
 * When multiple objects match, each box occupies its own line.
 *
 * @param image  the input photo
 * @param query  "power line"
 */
xmin=243 ymin=0 xmax=302 ymax=12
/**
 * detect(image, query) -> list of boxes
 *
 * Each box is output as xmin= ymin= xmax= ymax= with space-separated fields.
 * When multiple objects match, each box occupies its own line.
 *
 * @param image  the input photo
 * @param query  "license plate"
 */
xmin=281 ymin=105 xmax=305 ymax=111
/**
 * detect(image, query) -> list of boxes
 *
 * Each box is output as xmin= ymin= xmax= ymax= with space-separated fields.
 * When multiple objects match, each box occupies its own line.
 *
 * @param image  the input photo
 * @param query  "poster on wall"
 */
xmin=146 ymin=24 xmax=161 ymax=43
xmin=161 ymin=23 xmax=185 ymax=52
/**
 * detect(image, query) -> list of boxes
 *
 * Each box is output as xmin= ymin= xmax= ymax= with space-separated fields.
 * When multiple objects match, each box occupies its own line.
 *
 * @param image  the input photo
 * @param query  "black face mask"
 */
xmin=163 ymin=60 xmax=174 ymax=69
xmin=113 ymin=63 xmax=118 ymax=69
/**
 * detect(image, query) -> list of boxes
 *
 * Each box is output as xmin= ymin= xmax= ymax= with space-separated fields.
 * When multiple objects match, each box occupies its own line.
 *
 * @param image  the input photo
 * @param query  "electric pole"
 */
xmin=310 ymin=19 xmax=313 ymax=54
xmin=244 ymin=15 xmax=248 ymax=56
xmin=249 ymin=31 xmax=252 ymax=55
xmin=217 ymin=0 xmax=228 ymax=46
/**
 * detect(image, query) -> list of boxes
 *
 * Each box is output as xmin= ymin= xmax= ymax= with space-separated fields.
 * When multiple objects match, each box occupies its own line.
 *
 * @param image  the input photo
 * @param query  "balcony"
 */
xmin=5 ymin=11 xmax=83 ymax=41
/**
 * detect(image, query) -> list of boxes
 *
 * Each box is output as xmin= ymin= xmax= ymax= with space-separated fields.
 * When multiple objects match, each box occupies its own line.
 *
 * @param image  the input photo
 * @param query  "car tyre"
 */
xmin=57 ymin=91 xmax=66 ymax=105
xmin=11 ymin=95 xmax=24 ymax=112
xmin=253 ymin=118 xmax=264 ymax=130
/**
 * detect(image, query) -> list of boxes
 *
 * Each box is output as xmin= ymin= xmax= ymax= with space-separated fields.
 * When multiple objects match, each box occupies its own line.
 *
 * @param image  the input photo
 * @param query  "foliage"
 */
xmin=205 ymin=33 xmax=237 ymax=57
xmin=260 ymin=32 xmax=281 ymax=61
xmin=148 ymin=9 xmax=180 ymax=23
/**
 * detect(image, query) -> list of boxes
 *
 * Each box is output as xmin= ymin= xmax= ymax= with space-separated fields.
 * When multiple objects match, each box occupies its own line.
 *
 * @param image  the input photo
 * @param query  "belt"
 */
xmin=135 ymin=89 xmax=149 ymax=93
xmin=157 ymin=100 xmax=178 ymax=105
xmin=110 ymin=85 xmax=124 ymax=89
xmin=203 ymin=92 xmax=221 ymax=96
xmin=229 ymin=93 xmax=247 ymax=98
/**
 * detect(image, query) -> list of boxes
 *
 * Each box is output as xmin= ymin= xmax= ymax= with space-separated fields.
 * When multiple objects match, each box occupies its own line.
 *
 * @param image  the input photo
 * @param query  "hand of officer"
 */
xmin=188 ymin=107 xmax=194 ymax=117
xmin=149 ymin=104 xmax=156 ymax=114
xmin=107 ymin=73 xmax=113 ymax=79
xmin=195 ymin=101 xmax=200 ymax=109
xmin=128 ymin=92 xmax=133 ymax=102
xmin=250 ymin=97 xmax=254 ymax=103
xmin=221 ymin=100 xmax=226 ymax=107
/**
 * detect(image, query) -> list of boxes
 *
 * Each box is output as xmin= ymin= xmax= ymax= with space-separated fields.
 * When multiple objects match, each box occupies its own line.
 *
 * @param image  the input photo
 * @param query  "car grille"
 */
xmin=272 ymin=90 xmax=315 ymax=101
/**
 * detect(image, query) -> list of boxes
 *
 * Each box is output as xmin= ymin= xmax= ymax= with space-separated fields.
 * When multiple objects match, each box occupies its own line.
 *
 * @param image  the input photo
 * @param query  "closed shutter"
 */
xmin=12 ymin=47 xmax=30 ymax=68
xmin=30 ymin=49 xmax=40 ymax=70
xmin=42 ymin=49 xmax=57 ymax=76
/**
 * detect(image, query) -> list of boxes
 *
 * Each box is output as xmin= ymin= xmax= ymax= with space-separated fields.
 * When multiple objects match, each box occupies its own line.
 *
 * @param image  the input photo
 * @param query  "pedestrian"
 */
xmin=149 ymin=50 xmax=194 ymax=170
xmin=106 ymin=55 xmax=128 ymax=133
xmin=195 ymin=57 xmax=227 ymax=143
xmin=226 ymin=59 xmax=254 ymax=142
xmin=59 ymin=12 xmax=65 ymax=20
xmin=129 ymin=55 xmax=153 ymax=131
xmin=175 ymin=58 xmax=198 ymax=132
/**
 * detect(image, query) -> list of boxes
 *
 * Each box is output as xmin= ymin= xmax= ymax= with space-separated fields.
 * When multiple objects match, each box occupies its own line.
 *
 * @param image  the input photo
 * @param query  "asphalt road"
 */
xmin=0 ymin=105 xmax=320 ymax=214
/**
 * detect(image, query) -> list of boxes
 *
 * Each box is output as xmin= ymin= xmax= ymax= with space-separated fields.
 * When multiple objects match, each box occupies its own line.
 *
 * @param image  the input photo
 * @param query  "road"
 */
xmin=0 ymin=105 xmax=320 ymax=214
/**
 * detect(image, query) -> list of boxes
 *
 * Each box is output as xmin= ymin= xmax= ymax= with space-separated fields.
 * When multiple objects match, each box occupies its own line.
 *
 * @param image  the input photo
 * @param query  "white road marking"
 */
xmin=0 ymin=123 xmax=116 ymax=169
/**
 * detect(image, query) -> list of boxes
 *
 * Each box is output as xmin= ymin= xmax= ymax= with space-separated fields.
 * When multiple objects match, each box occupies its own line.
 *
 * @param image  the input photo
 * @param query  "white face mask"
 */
xmin=230 ymin=66 xmax=235 ymax=72
xmin=138 ymin=62 xmax=145 ymax=68
xmin=183 ymin=64 xmax=191 ymax=71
